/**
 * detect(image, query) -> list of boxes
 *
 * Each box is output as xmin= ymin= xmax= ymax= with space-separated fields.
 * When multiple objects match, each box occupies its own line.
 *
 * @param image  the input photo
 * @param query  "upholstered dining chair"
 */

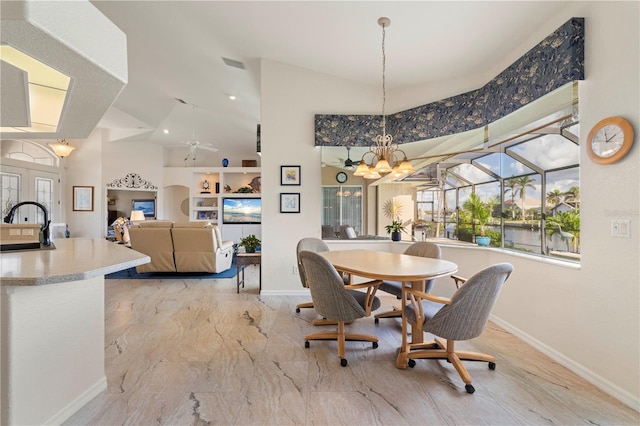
xmin=295 ymin=238 xmax=331 ymax=314
xmin=374 ymin=242 xmax=442 ymax=323
xmin=397 ymin=262 xmax=513 ymax=394
xmin=295 ymin=238 xmax=351 ymax=326
xmin=299 ymin=250 xmax=382 ymax=367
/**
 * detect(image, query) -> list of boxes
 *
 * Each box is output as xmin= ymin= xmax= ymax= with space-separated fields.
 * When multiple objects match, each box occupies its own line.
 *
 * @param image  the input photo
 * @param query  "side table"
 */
xmin=236 ymin=252 xmax=261 ymax=293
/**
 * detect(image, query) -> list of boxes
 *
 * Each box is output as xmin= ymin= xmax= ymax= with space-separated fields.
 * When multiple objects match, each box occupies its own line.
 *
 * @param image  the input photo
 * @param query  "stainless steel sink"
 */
xmin=0 ymin=242 xmax=56 ymax=252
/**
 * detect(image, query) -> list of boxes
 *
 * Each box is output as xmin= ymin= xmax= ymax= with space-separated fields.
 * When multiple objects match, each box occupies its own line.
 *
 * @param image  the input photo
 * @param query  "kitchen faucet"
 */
xmin=3 ymin=201 xmax=51 ymax=246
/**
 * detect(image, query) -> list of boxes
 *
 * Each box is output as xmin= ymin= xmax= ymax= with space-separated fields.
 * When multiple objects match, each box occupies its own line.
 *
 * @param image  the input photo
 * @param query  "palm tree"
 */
xmin=462 ymin=193 xmax=490 ymax=236
xmin=563 ymin=186 xmax=580 ymax=208
xmin=546 ymin=189 xmax=564 ymax=209
xmin=513 ymin=176 xmax=536 ymax=221
xmin=504 ymin=179 xmax=518 ymax=219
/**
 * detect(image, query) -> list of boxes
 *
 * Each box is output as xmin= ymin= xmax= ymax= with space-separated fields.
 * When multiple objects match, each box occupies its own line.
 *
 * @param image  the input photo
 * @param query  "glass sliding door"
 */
xmin=322 ymin=185 xmax=363 ymax=237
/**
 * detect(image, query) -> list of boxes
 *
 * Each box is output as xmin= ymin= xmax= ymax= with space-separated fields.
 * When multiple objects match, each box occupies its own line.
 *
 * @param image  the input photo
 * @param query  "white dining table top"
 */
xmin=319 ymin=249 xmax=458 ymax=282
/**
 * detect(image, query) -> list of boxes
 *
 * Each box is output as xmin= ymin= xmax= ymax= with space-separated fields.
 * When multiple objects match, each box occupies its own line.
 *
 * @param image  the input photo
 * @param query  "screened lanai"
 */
xmin=320 ymin=82 xmax=581 ymax=262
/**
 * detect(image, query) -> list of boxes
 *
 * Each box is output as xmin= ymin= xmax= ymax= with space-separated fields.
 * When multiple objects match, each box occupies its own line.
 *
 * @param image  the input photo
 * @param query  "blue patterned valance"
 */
xmin=315 ymin=18 xmax=584 ymax=147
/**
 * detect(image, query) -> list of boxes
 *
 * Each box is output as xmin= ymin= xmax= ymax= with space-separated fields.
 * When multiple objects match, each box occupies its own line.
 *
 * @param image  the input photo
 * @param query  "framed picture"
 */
xmin=281 ymin=165 xmax=301 ymax=186
xmin=73 ymin=186 xmax=94 ymax=211
xmin=280 ymin=192 xmax=300 ymax=213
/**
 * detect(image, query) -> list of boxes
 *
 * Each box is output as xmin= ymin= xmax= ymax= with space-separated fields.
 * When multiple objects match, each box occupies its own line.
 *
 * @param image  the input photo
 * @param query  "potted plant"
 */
xmin=385 ymin=220 xmax=405 ymax=242
xmin=463 ymin=193 xmax=491 ymax=246
xmin=239 ymin=234 xmax=261 ymax=253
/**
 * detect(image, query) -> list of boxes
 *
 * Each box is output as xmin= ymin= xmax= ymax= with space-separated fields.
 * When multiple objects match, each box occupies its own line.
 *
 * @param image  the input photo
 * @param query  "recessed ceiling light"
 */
xmin=163 ymin=129 xmax=169 ymax=134
xmin=229 ymin=95 xmax=236 ymax=100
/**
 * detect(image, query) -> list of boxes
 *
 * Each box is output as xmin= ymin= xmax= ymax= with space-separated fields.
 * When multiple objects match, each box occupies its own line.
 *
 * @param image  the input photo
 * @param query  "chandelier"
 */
xmin=48 ymin=139 xmax=76 ymax=158
xmin=354 ymin=17 xmax=414 ymax=180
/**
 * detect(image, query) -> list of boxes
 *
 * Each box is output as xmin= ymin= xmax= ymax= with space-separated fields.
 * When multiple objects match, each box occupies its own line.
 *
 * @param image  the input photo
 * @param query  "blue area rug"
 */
xmin=106 ymin=259 xmax=238 ymax=279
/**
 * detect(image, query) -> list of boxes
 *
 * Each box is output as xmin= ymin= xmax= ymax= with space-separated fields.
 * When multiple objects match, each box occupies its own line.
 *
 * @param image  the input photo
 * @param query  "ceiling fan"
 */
xmin=327 ymin=146 xmax=356 ymax=170
xmin=168 ymin=99 xmax=218 ymax=163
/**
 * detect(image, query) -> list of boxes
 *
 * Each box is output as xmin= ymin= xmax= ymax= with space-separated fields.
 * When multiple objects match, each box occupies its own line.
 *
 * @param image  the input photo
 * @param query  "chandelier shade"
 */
xmin=356 ymin=17 xmax=414 ymax=180
xmin=48 ymin=139 xmax=76 ymax=157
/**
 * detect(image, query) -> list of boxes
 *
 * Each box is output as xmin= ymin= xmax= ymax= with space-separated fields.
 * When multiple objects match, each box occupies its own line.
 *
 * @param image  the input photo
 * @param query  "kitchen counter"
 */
xmin=1 ymin=238 xmax=149 ymax=425
xmin=1 ymin=237 xmax=149 ymax=286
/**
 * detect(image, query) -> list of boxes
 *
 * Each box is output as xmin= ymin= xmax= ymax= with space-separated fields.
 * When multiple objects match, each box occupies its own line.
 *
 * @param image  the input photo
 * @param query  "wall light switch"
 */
xmin=611 ymin=220 xmax=631 ymax=238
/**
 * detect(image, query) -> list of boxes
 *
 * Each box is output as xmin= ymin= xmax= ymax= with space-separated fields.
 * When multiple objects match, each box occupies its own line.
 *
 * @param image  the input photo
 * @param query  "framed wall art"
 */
xmin=280 ymin=192 xmax=300 ymax=213
xmin=73 ymin=186 xmax=94 ymax=211
xmin=280 ymin=165 xmax=301 ymax=185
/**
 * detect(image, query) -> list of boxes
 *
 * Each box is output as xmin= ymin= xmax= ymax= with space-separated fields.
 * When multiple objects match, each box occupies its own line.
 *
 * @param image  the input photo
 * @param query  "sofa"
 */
xmin=128 ymin=221 xmax=234 ymax=273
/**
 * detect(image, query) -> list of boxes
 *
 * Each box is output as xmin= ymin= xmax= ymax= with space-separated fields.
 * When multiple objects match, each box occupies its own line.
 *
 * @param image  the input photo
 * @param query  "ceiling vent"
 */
xmin=222 ymin=57 xmax=245 ymax=70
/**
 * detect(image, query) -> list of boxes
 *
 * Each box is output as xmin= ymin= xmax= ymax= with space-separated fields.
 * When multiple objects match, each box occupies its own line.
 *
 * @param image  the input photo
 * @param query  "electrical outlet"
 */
xmin=292 ymin=266 xmax=299 ymax=275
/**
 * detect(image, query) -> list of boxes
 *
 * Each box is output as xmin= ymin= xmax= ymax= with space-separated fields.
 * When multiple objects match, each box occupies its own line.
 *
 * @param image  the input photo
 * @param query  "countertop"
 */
xmin=1 ymin=238 xmax=150 ymax=286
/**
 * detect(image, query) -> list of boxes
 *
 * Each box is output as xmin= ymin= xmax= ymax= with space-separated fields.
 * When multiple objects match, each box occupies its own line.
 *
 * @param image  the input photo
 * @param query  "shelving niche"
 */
xmin=165 ymin=167 xmax=261 ymax=242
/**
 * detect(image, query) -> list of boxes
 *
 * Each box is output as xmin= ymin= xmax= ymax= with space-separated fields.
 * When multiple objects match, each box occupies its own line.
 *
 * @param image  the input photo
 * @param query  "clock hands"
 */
xmin=599 ymin=127 xmax=621 ymax=143
xmin=605 ymin=130 xmax=620 ymax=143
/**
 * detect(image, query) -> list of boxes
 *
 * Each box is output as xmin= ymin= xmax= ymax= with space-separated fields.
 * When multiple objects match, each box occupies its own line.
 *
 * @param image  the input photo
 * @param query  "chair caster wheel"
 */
xmin=488 ymin=362 xmax=496 ymax=370
xmin=374 ymin=318 xmax=379 ymax=324
xmin=296 ymin=308 xmax=300 ymax=313
xmin=465 ymin=384 xmax=475 ymax=394
xmin=372 ymin=342 xmax=378 ymax=349
xmin=408 ymin=359 xmax=416 ymax=368
xmin=340 ymin=358 xmax=348 ymax=367
xmin=304 ymin=341 xmax=310 ymax=348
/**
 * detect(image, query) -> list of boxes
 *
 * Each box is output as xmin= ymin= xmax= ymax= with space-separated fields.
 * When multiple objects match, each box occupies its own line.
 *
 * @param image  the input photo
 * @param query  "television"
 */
xmin=222 ymin=197 xmax=261 ymax=224
xmin=131 ymin=199 xmax=156 ymax=218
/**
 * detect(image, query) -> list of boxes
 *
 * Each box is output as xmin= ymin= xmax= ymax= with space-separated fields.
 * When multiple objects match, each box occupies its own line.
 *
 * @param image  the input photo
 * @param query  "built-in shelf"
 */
xmin=175 ymin=168 xmax=261 ymax=241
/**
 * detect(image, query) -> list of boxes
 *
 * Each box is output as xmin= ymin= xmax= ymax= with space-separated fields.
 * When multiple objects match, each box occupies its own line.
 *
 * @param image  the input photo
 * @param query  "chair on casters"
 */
xmin=299 ymin=251 xmax=382 ymax=367
xmin=295 ymin=238 xmax=330 ymax=314
xmin=295 ymin=238 xmax=351 ymax=326
xmin=374 ymin=242 xmax=441 ymax=324
xmin=396 ymin=263 xmax=513 ymax=394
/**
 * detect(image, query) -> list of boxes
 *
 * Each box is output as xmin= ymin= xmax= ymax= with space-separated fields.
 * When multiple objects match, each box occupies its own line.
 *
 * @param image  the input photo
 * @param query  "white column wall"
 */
xmin=260 ymin=59 xmax=379 ymax=293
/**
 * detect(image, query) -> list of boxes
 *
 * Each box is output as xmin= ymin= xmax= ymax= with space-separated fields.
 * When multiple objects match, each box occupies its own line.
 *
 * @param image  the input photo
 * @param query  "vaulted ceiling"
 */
xmin=2 ymin=1 xmax=572 ymax=159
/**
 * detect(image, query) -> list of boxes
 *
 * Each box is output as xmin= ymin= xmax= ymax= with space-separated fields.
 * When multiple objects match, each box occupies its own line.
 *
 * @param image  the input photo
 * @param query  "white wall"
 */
xmin=260 ymin=59 xmax=379 ymax=294
xmin=259 ymin=1 xmax=639 ymax=409
xmin=65 ymin=129 xmax=104 ymax=238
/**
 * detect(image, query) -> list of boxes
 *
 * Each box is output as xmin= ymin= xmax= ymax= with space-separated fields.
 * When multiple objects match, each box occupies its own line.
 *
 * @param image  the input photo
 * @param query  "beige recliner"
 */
xmin=129 ymin=221 xmax=176 ymax=273
xmin=171 ymin=222 xmax=234 ymax=273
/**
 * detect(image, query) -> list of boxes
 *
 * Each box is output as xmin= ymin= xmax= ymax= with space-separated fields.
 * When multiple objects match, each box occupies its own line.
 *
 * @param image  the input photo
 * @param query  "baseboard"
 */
xmin=490 ymin=315 xmax=639 ymax=413
xmin=44 ymin=376 xmax=107 ymax=425
xmin=260 ymin=289 xmax=309 ymax=296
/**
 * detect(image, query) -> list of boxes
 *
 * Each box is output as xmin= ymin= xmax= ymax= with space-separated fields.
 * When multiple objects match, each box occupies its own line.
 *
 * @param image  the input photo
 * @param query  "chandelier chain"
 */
xmin=381 ymin=23 xmax=386 ymax=137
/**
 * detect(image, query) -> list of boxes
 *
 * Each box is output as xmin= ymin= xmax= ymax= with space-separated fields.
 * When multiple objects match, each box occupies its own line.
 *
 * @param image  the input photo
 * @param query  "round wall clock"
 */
xmin=336 ymin=171 xmax=348 ymax=183
xmin=586 ymin=116 xmax=634 ymax=165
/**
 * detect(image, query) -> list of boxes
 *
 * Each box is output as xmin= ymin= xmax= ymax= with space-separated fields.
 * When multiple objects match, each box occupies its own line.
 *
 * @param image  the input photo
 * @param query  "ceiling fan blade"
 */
xmin=199 ymin=145 xmax=219 ymax=152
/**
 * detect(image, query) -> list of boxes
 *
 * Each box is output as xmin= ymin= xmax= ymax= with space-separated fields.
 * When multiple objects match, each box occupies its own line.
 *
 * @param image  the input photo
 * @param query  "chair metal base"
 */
xmin=396 ymin=337 xmax=496 ymax=393
xmin=295 ymin=301 xmax=314 ymax=313
xmin=374 ymin=307 xmax=401 ymax=323
xmin=304 ymin=322 xmax=378 ymax=367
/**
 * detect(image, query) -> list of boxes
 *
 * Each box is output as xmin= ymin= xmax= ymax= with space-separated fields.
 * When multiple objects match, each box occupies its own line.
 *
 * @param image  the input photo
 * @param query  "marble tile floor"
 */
xmin=65 ymin=270 xmax=639 ymax=425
